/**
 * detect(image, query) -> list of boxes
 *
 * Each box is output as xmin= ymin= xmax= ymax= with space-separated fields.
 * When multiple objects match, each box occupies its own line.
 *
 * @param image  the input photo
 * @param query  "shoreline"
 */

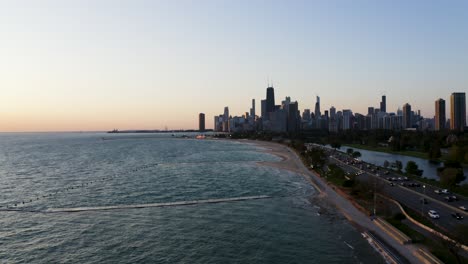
xmin=234 ymin=139 xmax=424 ymax=264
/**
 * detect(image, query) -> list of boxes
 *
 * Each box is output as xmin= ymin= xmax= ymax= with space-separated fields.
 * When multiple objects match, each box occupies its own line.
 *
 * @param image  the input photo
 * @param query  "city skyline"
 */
xmin=1 ymin=1 xmax=468 ymax=132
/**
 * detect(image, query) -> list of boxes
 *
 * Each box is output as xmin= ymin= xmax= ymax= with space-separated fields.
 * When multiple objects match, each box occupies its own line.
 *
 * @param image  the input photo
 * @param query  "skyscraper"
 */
xmin=314 ymin=96 xmax=321 ymax=118
xmin=450 ymin=92 xmax=466 ymax=131
xmin=261 ymin=99 xmax=267 ymax=119
xmin=266 ymin=87 xmax=275 ymax=113
xmin=435 ymin=98 xmax=445 ymax=131
xmin=403 ymin=103 xmax=412 ymax=129
xmin=250 ymin=99 xmax=256 ymax=117
xmin=199 ymin=113 xmax=205 ymax=132
xmin=380 ymin=95 xmax=386 ymax=113
xmin=224 ymin=107 xmax=229 ymax=120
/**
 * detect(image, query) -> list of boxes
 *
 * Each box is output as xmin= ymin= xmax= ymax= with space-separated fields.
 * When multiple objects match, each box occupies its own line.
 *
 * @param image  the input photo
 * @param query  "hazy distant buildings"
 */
xmin=199 ymin=113 xmax=205 ymax=132
xmin=450 ymin=92 xmax=466 ymax=131
xmin=434 ymin=98 xmax=445 ymax=131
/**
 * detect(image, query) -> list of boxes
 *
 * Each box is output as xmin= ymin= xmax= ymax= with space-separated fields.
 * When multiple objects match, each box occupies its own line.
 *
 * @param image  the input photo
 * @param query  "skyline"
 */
xmin=1 ymin=1 xmax=468 ymax=132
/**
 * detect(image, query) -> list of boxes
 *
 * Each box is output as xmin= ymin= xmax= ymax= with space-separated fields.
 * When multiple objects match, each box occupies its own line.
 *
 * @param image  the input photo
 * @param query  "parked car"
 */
xmin=449 ymin=195 xmax=458 ymax=201
xmin=451 ymin=213 xmax=463 ymax=220
xmin=459 ymin=206 xmax=467 ymax=211
xmin=434 ymin=189 xmax=442 ymax=194
xmin=384 ymin=171 xmax=389 ymax=175
xmin=428 ymin=210 xmax=440 ymax=219
xmin=441 ymin=189 xmax=450 ymax=194
xmin=403 ymin=177 xmax=409 ymax=181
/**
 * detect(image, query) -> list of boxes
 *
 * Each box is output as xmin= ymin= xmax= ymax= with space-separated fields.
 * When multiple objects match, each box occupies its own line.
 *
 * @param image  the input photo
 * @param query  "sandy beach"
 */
xmin=236 ymin=139 xmax=424 ymax=264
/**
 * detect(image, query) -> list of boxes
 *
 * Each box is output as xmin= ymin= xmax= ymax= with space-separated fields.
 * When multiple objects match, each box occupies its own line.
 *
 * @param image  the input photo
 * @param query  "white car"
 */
xmin=428 ymin=210 xmax=440 ymax=219
xmin=459 ymin=206 xmax=467 ymax=211
xmin=441 ymin=189 xmax=450 ymax=194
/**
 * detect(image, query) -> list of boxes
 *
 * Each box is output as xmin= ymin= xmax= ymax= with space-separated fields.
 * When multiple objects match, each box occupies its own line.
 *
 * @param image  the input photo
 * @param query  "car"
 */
xmin=449 ymin=195 xmax=458 ymax=201
xmin=397 ymin=177 xmax=403 ymax=181
xmin=459 ymin=206 xmax=467 ymax=211
xmin=434 ymin=189 xmax=442 ymax=194
xmin=445 ymin=196 xmax=455 ymax=202
xmin=387 ymin=177 xmax=392 ymax=181
xmin=441 ymin=189 xmax=450 ymax=194
xmin=384 ymin=171 xmax=390 ymax=175
xmin=403 ymin=177 xmax=409 ymax=181
xmin=451 ymin=213 xmax=464 ymax=220
xmin=389 ymin=182 xmax=395 ymax=186
xmin=428 ymin=210 xmax=440 ymax=219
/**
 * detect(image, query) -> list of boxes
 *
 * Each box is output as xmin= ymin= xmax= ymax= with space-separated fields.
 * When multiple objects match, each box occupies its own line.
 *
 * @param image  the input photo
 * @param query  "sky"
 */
xmin=0 ymin=0 xmax=467 ymax=132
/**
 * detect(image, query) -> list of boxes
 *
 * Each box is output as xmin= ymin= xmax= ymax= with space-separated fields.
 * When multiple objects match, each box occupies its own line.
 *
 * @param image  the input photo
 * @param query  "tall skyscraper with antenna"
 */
xmin=314 ymin=96 xmax=321 ymax=118
xmin=266 ymin=87 xmax=275 ymax=113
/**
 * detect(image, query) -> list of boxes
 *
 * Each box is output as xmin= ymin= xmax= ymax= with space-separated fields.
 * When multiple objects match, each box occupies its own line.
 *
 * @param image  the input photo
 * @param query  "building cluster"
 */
xmin=201 ymin=87 xmax=466 ymax=133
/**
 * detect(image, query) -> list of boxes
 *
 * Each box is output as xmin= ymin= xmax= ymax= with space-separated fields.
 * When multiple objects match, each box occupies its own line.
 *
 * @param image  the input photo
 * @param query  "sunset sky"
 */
xmin=1 ymin=0 xmax=467 ymax=132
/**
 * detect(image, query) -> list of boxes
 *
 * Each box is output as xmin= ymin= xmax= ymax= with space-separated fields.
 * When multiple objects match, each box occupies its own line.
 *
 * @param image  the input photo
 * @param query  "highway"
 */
xmin=313 ymin=145 xmax=467 ymax=235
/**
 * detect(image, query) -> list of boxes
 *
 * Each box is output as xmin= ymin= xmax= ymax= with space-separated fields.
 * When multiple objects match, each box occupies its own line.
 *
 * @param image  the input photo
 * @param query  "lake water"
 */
xmin=338 ymin=146 xmax=468 ymax=182
xmin=0 ymin=133 xmax=383 ymax=263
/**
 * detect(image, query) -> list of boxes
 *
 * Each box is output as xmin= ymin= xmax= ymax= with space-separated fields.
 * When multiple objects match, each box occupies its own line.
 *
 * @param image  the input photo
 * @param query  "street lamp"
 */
xmin=421 ymin=185 xmax=426 ymax=215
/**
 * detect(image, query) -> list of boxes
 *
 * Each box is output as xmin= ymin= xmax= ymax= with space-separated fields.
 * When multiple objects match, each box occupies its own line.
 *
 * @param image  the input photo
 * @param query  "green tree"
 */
xmin=395 ymin=160 xmax=403 ymax=172
xmin=346 ymin=148 xmax=354 ymax=155
xmin=440 ymin=168 xmax=466 ymax=186
xmin=429 ymin=141 xmax=442 ymax=160
xmin=383 ymin=160 xmax=389 ymax=168
xmin=405 ymin=161 xmax=423 ymax=176
xmin=352 ymin=151 xmax=361 ymax=159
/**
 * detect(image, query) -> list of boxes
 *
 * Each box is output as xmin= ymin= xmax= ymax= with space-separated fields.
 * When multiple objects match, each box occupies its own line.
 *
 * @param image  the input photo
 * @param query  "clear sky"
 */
xmin=1 ymin=0 xmax=467 ymax=132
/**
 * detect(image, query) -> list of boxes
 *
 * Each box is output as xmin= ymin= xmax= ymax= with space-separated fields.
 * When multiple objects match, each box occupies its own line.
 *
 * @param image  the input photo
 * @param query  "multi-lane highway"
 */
xmin=310 ymin=144 xmax=467 ymax=235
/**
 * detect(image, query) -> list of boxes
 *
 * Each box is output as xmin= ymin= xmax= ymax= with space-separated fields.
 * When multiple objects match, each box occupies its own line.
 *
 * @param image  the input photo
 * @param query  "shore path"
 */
xmin=239 ymin=139 xmax=423 ymax=264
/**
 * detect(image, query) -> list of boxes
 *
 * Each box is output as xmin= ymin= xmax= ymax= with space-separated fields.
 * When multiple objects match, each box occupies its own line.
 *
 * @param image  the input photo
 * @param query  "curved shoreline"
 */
xmin=235 ymin=139 xmax=424 ymax=264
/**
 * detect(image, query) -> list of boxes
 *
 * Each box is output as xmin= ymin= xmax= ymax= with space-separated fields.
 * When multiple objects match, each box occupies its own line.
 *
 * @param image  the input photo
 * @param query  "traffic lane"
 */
xmin=332 ymin=156 xmax=468 ymax=215
xmin=384 ymin=184 xmax=465 ymax=232
xmin=343 ymin=165 xmax=465 ymax=232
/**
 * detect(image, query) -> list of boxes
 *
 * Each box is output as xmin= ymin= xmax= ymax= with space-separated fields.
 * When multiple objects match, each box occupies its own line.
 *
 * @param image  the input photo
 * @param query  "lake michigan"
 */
xmin=0 ymin=133 xmax=383 ymax=263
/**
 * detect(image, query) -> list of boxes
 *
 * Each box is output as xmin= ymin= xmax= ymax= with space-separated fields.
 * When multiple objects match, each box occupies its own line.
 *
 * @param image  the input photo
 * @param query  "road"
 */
xmin=313 ymin=144 xmax=467 ymax=236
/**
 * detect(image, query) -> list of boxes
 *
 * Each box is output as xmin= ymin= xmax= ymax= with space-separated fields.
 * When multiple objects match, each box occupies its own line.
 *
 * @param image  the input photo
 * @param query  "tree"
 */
xmin=383 ymin=160 xmax=389 ymax=168
xmin=440 ymin=168 xmax=466 ymax=187
xmin=395 ymin=160 xmax=403 ymax=172
xmin=352 ymin=151 xmax=361 ymax=159
xmin=346 ymin=148 xmax=354 ymax=155
xmin=428 ymin=141 xmax=442 ymax=160
xmin=405 ymin=161 xmax=423 ymax=176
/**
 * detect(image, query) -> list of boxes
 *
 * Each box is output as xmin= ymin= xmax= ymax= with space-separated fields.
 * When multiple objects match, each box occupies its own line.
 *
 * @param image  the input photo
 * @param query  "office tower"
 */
xmin=435 ymin=98 xmax=445 ymax=131
xmin=287 ymin=102 xmax=300 ymax=133
xmin=314 ymin=96 xmax=321 ymax=118
xmin=250 ymin=99 xmax=256 ymax=117
xmin=343 ymin=110 xmax=353 ymax=130
xmin=199 ymin=113 xmax=205 ymax=132
xmin=403 ymin=103 xmax=412 ymax=129
xmin=330 ymin=106 xmax=336 ymax=118
xmin=368 ymin=107 xmax=374 ymax=116
xmin=224 ymin=107 xmax=229 ymax=120
xmin=380 ymin=95 xmax=386 ymax=113
xmin=302 ymin=109 xmax=311 ymax=121
xmin=266 ymin=87 xmax=275 ymax=113
xmin=261 ymin=99 xmax=267 ymax=119
xmin=450 ymin=92 xmax=466 ymax=131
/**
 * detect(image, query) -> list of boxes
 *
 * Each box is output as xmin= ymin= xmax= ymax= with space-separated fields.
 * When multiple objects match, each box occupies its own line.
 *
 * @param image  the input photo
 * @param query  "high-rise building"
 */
xmin=380 ymin=95 xmax=386 ymax=113
xmin=266 ymin=87 xmax=275 ymax=113
xmin=403 ymin=103 xmax=412 ymax=129
xmin=343 ymin=109 xmax=353 ymax=130
xmin=250 ymin=99 xmax=256 ymax=117
xmin=261 ymin=99 xmax=267 ymax=119
xmin=199 ymin=113 xmax=205 ymax=132
xmin=368 ymin=107 xmax=374 ymax=116
xmin=450 ymin=92 xmax=466 ymax=131
xmin=435 ymin=98 xmax=445 ymax=131
xmin=314 ymin=96 xmax=321 ymax=118
xmin=302 ymin=109 xmax=311 ymax=121
xmin=223 ymin=107 xmax=229 ymax=120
